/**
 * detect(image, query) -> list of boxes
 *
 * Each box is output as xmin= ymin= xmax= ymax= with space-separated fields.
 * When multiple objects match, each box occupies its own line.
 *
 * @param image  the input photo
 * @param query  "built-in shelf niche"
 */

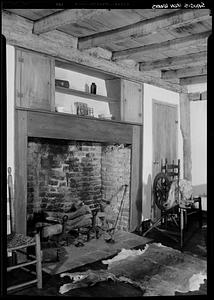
xmin=55 ymin=60 xmax=121 ymax=121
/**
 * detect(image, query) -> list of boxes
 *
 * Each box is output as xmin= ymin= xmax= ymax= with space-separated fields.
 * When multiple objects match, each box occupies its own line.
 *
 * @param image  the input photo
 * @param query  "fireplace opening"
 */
xmin=27 ymin=137 xmax=131 ymax=247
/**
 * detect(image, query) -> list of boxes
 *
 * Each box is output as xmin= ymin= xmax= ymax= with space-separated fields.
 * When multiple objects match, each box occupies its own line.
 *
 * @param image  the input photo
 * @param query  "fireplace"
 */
xmin=15 ymin=109 xmax=142 ymax=236
xmin=27 ymin=137 xmax=131 ymax=238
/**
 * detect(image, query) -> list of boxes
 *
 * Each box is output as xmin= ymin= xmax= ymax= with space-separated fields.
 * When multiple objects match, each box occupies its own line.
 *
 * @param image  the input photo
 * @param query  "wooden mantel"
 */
xmin=15 ymin=107 xmax=142 ymax=234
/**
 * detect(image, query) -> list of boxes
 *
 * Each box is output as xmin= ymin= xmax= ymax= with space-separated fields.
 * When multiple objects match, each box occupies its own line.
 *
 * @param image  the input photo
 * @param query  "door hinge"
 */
xmin=17 ymin=92 xmax=23 ymax=98
xmin=18 ymin=57 xmax=24 ymax=63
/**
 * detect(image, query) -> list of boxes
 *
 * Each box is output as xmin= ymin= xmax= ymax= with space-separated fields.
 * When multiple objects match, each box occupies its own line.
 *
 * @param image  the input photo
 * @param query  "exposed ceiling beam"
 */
xmin=180 ymin=75 xmax=207 ymax=85
xmin=139 ymin=51 xmax=207 ymax=71
xmin=78 ymin=9 xmax=210 ymax=50
xmin=2 ymin=11 xmax=186 ymax=93
xmin=161 ymin=65 xmax=207 ymax=80
xmin=33 ymin=9 xmax=109 ymax=34
xmin=112 ymin=30 xmax=210 ymax=61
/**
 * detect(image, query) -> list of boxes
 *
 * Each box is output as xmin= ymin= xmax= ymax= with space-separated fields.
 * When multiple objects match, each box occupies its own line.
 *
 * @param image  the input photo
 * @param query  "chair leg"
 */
xmin=180 ymin=208 xmax=184 ymax=250
xmin=35 ymin=233 xmax=42 ymax=289
xmin=198 ymin=197 xmax=203 ymax=228
xmin=143 ymin=217 xmax=162 ymax=237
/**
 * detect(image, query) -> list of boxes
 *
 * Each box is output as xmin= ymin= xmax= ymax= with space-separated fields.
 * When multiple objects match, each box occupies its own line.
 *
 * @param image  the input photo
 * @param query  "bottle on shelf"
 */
xmin=90 ymin=82 xmax=97 ymax=94
xmin=85 ymin=83 xmax=90 ymax=93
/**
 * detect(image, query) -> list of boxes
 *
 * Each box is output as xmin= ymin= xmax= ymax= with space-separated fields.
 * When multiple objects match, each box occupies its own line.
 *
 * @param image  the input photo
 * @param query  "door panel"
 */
xmin=152 ymin=100 xmax=178 ymax=219
xmin=121 ymin=79 xmax=142 ymax=123
xmin=16 ymin=50 xmax=53 ymax=110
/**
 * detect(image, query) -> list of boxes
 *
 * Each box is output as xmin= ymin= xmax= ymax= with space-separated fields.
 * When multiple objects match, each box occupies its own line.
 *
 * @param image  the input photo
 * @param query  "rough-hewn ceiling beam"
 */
xmin=162 ymin=65 xmax=207 ymax=80
xmin=2 ymin=11 xmax=186 ymax=93
xmin=139 ymin=51 xmax=207 ymax=71
xmin=112 ymin=31 xmax=210 ymax=61
xmin=180 ymin=75 xmax=207 ymax=85
xmin=78 ymin=9 xmax=210 ymax=50
xmin=33 ymin=9 xmax=109 ymax=34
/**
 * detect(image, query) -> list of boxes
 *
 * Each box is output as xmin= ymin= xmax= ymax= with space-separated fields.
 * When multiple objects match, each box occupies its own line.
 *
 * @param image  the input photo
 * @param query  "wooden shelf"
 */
xmin=16 ymin=106 xmax=142 ymax=126
xmin=55 ymin=86 xmax=119 ymax=103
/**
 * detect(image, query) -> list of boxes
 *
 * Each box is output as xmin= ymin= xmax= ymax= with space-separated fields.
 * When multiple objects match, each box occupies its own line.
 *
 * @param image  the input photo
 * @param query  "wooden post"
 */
xmin=179 ymin=93 xmax=192 ymax=181
xmin=35 ymin=233 xmax=42 ymax=289
xmin=130 ymin=125 xmax=143 ymax=232
xmin=14 ymin=110 xmax=28 ymax=234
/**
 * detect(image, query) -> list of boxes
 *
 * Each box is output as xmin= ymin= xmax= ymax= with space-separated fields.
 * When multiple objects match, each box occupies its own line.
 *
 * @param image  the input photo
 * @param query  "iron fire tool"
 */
xmin=105 ymin=184 xmax=128 ymax=244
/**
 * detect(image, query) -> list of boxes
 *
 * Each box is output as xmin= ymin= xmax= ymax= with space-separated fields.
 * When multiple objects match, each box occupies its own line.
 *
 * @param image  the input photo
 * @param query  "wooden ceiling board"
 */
xmin=57 ymin=9 xmax=145 ymax=37
xmin=58 ymin=22 xmax=99 ymax=37
xmin=169 ymin=21 xmax=212 ymax=38
xmin=161 ymin=60 xmax=207 ymax=71
xmin=84 ymin=10 xmax=141 ymax=31
xmin=4 ymin=9 xmax=63 ymax=21
xmin=112 ymin=38 xmax=144 ymax=49
xmin=133 ymin=9 xmax=180 ymax=19
xmin=137 ymin=53 xmax=170 ymax=61
xmin=132 ymin=29 xmax=177 ymax=46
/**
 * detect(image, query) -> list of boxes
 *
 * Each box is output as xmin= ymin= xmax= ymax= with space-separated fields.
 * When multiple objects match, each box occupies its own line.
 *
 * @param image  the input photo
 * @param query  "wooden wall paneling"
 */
xmin=130 ymin=125 xmax=143 ymax=232
xmin=180 ymin=93 xmax=192 ymax=180
xmin=121 ymin=79 xmax=143 ymax=123
xmin=50 ymin=58 xmax=55 ymax=111
xmin=14 ymin=110 xmax=28 ymax=234
xmin=27 ymin=110 xmax=133 ymax=144
xmin=18 ymin=50 xmax=53 ymax=110
xmin=15 ymin=49 xmax=22 ymax=107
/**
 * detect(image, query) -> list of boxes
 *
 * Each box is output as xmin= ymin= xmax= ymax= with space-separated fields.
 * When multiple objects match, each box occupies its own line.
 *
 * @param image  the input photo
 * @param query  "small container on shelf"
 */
xmin=85 ymin=83 xmax=90 ymax=93
xmin=55 ymin=79 xmax=69 ymax=88
xmin=90 ymin=82 xmax=97 ymax=94
xmin=87 ymin=107 xmax=94 ymax=117
xmin=74 ymin=102 xmax=88 ymax=116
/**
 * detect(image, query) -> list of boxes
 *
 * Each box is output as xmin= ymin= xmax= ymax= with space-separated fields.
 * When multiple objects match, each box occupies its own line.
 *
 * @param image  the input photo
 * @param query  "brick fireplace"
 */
xmin=15 ymin=109 xmax=142 ymax=236
xmin=27 ymin=137 xmax=131 ymax=233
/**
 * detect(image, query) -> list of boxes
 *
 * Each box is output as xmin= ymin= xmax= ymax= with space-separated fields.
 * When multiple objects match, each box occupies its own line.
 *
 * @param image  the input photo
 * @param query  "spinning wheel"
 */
xmin=153 ymin=172 xmax=171 ymax=210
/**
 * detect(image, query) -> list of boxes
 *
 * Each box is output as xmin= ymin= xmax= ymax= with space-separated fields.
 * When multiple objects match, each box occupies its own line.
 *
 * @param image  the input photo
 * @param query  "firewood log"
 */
xmin=66 ymin=214 xmax=92 ymax=227
xmin=45 ymin=205 xmax=92 ymax=221
xmin=66 ymin=215 xmax=92 ymax=230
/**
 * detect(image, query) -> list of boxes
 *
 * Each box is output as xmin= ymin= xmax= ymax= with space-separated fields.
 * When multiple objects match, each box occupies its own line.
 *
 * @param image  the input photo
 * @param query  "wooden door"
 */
xmin=152 ymin=100 xmax=178 ymax=219
xmin=15 ymin=49 xmax=54 ymax=110
xmin=121 ymin=79 xmax=143 ymax=123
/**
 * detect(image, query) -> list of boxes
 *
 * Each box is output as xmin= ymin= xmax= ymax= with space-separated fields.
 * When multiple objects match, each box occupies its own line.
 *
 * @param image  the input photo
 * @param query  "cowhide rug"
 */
xmin=59 ymin=243 xmax=207 ymax=296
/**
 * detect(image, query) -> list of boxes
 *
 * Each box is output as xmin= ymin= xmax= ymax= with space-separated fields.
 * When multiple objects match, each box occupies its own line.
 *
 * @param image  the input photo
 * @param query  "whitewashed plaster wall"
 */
xmin=188 ymin=83 xmax=207 ymax=211
xmin=7 ymin=44 xmax=15 ymax=179
xmin=6 ymin=44 xmax=15 ymax=234
xmin=142 ymin=83 xmax=183 ymax=221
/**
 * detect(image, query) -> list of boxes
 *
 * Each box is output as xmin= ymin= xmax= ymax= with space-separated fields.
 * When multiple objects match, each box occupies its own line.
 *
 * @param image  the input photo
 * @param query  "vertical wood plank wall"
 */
xmin=14 ymin=110 xmax=28 ymax=234
xmin=130 ymin=125 xmax=143 ymax=232
xmin=180 ymin=93 xmax=192 ymax=181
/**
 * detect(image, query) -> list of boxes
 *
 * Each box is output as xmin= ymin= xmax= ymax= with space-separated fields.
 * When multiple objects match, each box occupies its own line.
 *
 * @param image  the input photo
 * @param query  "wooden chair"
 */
xmin=7 ymin=232 xmax=42 ymax=292
xmin=143 ymin=159 xmax=202 ymax=249
xmin=7 ymin=167 xmax=42 ymax=292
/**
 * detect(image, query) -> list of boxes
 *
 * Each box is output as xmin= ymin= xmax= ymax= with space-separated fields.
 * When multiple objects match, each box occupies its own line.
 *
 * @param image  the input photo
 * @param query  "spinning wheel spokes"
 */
xmin=153 ymin=172 xmax=171 ymax=210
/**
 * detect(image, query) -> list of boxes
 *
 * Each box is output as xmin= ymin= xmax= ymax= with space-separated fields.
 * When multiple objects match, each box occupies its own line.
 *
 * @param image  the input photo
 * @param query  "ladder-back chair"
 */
xmin=7 ymin=167 xmax=42 ymax=292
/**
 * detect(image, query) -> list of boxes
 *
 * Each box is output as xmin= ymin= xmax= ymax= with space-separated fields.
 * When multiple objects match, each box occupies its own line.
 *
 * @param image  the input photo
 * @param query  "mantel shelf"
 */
xmin=15 ymin=107 xmax=143 ymax=126
xmin=55 ymin=86 xmax=119 ymax=103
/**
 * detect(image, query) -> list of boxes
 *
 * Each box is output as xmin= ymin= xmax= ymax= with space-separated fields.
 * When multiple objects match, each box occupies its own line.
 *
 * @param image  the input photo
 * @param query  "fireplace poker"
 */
xmin=105 ymin=184 xmax=128 ymax=244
